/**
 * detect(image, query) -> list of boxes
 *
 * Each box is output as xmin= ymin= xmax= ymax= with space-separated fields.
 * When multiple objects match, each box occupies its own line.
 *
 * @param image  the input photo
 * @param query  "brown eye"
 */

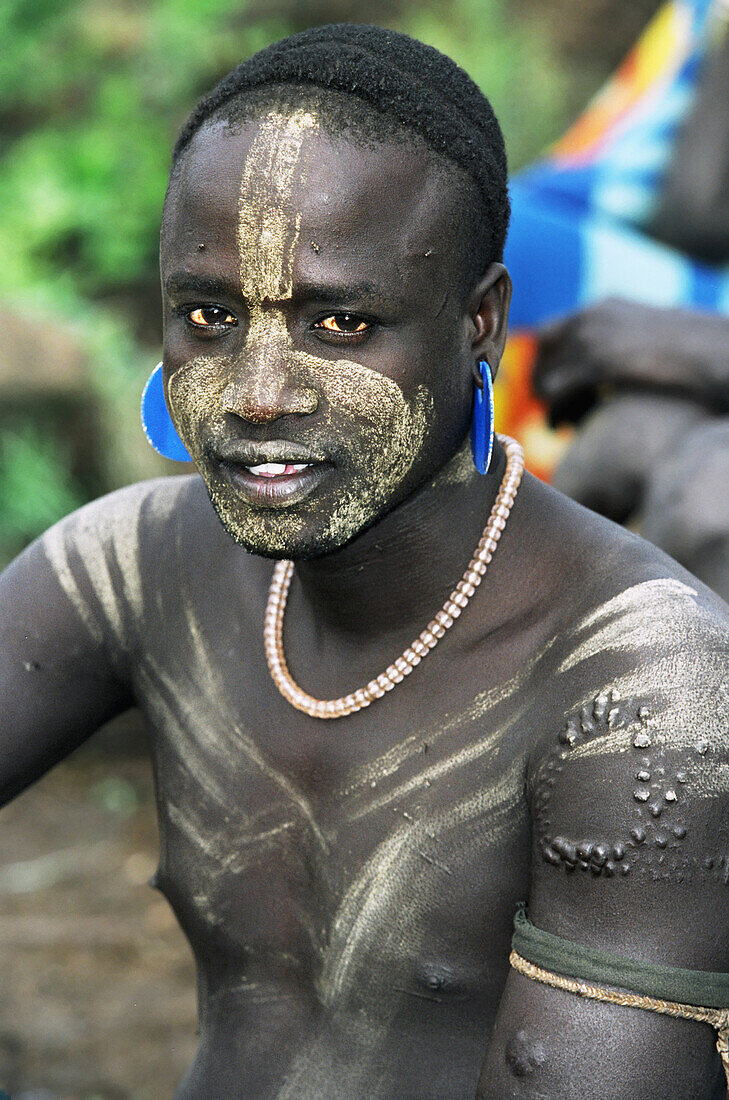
xmin=317 ymin=314 xmax=369 ymax=334
xmin=188 ymin=306 xmax=237 ymax=327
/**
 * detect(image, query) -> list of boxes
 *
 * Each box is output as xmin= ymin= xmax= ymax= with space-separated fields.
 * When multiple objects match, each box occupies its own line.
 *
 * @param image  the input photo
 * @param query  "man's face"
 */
xmin=160 ymin=108 xmax=478 ymax=558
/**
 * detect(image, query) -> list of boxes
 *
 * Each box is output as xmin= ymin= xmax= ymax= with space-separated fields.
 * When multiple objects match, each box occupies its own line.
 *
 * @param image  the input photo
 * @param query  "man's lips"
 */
xmin=210 ymin=445 xmax=333 ymax=506
xmin=212 ymin=439 xmax=329 ymax=466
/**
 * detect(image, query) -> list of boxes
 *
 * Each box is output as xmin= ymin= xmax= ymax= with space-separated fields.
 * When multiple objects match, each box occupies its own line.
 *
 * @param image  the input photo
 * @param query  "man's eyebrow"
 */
xmin=294 ymin=280 xmax=402 ymax=307
xmin=164 ymin=272 xmax=239 ymax=298
xmin=164 ymin=274 xmax=406 ymax=309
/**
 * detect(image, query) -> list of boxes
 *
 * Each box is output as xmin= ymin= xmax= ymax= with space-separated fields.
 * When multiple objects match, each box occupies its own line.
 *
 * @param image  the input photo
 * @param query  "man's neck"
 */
xmin=287 ymin=437 xmax=508 ymax=647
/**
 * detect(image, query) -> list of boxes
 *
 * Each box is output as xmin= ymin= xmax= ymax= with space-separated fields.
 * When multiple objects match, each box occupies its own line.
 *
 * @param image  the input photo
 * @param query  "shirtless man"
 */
xmin=2 ymin=25 xmax=729 ymax=1100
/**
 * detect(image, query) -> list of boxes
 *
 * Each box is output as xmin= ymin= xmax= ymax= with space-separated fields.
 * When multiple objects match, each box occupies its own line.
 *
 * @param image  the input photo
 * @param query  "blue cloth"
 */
xmin=504 ymin=0 xmax=729 ymax=329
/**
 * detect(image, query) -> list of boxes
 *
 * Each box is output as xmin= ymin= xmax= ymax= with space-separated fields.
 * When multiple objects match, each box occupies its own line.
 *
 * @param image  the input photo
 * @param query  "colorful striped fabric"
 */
xmin=497 ymin=0 xmax=729 ymax=476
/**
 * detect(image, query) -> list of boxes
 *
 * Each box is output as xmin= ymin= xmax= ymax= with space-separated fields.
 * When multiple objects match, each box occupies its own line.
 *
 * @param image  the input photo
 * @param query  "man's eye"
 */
xmin=187 ymin=306 xmax=237 ymax=327
xmin=316 ymin=314 xmax=369 ymax=334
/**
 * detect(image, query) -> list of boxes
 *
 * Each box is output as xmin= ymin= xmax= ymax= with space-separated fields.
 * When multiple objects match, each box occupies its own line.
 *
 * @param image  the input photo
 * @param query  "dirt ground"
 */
xmin=0 ymin=713 xmax=198 ymax=1100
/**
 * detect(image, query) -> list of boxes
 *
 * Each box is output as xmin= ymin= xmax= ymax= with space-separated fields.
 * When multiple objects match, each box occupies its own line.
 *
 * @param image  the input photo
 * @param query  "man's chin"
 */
xmin=206 ymin=486 xmax=359 ymax=561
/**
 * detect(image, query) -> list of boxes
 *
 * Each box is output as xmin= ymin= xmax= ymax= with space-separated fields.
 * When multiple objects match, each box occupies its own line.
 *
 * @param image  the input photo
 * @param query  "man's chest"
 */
xmin=136 ymin=632 xmax=534 ymax=1012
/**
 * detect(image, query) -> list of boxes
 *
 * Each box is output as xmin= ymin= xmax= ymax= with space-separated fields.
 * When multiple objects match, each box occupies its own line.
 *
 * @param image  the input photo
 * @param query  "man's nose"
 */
xmin=222 ymin=346 xmax=318 ymax=424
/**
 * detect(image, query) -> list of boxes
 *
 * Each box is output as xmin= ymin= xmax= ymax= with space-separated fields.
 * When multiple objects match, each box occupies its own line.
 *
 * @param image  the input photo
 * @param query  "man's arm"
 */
xmin=479 ymin=581 xmax=729 ymax=1098
xmin=531 ymin=299 xmax=729 ymax=528
xmin=533 ymin=299 xmax=729 ymax=428
xmin=0 ymin=488 xmax=152 ymax=805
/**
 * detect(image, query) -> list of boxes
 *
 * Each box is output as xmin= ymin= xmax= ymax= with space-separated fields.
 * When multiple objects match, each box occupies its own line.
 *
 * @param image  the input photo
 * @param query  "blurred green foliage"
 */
xmin=0 ymin=0 xmax=578 ymax=565
xmin=0 ymin=0 xmax=568 ymax=309
xmin=0 ymin=423 xmax=84 ymax=562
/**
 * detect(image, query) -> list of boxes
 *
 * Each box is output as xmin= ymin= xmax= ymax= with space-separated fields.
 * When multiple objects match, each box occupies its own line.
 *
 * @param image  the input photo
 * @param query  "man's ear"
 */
xmin=468 ymin=263 xmax=512 ymax=379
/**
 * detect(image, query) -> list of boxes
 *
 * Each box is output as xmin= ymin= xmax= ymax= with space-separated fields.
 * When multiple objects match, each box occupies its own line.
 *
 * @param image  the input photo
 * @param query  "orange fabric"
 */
xmin=495 ymin=334 xmax=572 ymax=482
xmin=552 ymin=2 xmax=688 ymax=165
xmin=501 ymin=1 xmax=694 ymax=478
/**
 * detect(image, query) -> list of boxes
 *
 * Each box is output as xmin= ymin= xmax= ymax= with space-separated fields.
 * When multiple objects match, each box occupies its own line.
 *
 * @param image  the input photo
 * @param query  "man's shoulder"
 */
xmin=550 ymin=568 xmax=729 ymax=748
xmin=523 ymin=489 xmax=729 ymax=900
xmin=51 ymin=473 xmax=204 ymax=534
xmin=30 ymin=475 xmax=245 ymax=646
xmin=518 ymin=477 xmax=729 ymax=758
xmin=40 ymin=473 xmax=222 ymax=564
xmin=564 ymin=504 xmax=729 ymax=663
xmin=557 ymin=517 xmax=729 ymax=674
xmin=521 ymin=472 xmax=729 ymax=633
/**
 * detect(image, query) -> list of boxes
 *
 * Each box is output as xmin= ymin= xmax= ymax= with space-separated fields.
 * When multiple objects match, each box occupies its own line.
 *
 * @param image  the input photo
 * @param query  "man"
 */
xmin=500 ymin=0 xmax=729 ymax=483
xmin=2 ymin=25 xmax=729 ymax=1099
xmin=534 ymin=299 xmax=729 ymax=605
xmin=532 ymin=15 xmax=729 ymax=604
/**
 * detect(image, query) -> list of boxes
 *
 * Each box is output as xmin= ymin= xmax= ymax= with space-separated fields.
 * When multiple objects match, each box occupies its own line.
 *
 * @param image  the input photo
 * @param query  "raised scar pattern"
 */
xmin=536 ymin=691 xmax=657 ymax=878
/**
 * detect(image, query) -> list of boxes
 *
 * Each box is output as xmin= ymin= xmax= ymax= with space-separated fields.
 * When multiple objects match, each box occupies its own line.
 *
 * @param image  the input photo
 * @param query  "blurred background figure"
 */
xmin=501 ymin=0 xmax=729 ymax=601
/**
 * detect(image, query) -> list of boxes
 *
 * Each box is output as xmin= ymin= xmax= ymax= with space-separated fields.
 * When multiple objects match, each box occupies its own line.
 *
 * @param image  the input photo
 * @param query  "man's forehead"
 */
xmin=163 ymin=114 xmax=458 ymax=267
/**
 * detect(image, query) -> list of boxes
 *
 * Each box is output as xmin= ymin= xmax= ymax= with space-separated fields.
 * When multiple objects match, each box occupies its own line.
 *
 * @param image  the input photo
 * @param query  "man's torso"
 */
xmin=35 ymin=472 xmax=729 ymax=1098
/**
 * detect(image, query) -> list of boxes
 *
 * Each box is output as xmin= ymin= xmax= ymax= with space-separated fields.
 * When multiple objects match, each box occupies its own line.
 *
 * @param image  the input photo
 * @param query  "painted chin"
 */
xmin=216 ymin=459 xmax=334 ymax=507
xmin=183 ymin=377 xmax=434 ymax=557
xmin=203 ymin=452 xmax=396 ymax=560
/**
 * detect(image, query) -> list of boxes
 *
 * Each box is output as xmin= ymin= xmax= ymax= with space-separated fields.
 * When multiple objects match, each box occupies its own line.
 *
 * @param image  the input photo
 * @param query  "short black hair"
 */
xmin=171 ymin=23 xmax=510 ymax=279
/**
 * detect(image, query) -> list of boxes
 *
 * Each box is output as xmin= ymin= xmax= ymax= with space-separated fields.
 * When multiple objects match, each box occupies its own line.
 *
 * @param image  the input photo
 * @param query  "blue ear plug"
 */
xmin=141 ymin=362 xmax=191 ymax=461
xmin=470 ymin=360 xmax=495 ymax=474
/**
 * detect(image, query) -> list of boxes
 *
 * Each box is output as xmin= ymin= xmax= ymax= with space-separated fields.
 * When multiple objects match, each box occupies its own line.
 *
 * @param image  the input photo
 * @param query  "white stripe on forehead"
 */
xmin=237 ymin=109 xmax=319 ymax=303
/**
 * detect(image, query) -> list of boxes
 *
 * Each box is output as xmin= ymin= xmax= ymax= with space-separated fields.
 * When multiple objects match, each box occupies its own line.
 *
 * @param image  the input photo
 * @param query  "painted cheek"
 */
xmin=303 ymin=359 xmax=434 ymax=552
xmin=167 ymin=356 xmax=230 ymax=457
xmin=310 ymin=357 xmax=433 ymax=472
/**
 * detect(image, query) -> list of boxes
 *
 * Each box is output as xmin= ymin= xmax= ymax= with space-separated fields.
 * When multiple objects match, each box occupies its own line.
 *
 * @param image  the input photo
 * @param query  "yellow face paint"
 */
xmin=169 ymin=349 xmax=432 ymax=558
xmin=167 ymin=109 xmax=434 ymax=558
xmin=237 ymin=109 xmax=318 ymax=303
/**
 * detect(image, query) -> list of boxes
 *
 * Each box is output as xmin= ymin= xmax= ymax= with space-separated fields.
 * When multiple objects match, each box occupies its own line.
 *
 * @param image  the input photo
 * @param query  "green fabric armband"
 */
xmin=512 ymin=904 xmax=729 ymax=1010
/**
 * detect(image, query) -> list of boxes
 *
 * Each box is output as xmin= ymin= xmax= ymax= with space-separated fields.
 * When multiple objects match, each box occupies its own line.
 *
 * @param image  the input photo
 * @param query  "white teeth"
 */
xmin=249 ymin=462 xmax=286 ymax=476
xmin=247 ymin=461 xmax=311 ymax=476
